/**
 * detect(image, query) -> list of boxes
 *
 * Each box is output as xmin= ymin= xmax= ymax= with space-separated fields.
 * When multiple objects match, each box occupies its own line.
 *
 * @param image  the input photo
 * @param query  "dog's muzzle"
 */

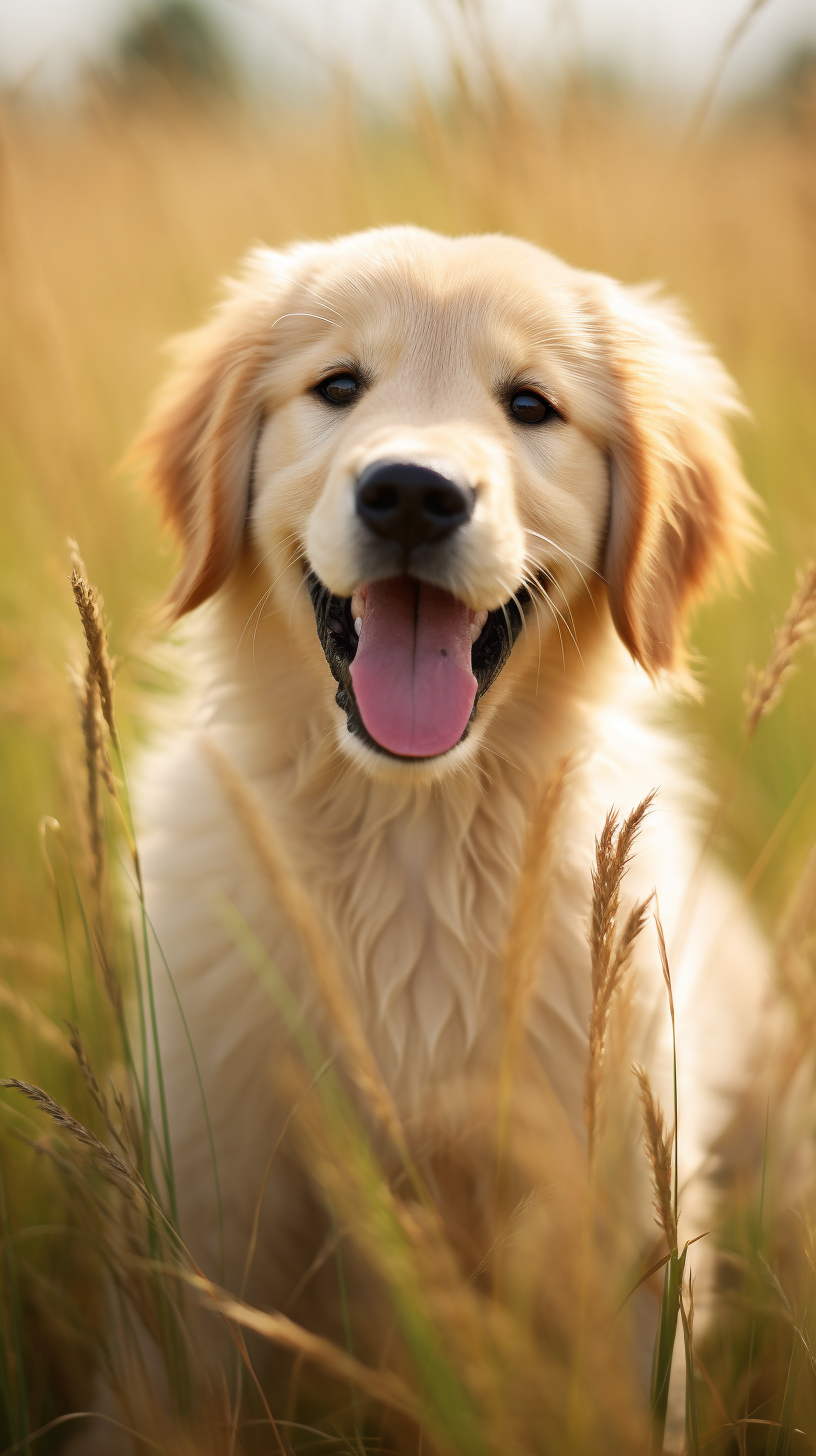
xmin=306 ymin=457 xmax=535 ymax=761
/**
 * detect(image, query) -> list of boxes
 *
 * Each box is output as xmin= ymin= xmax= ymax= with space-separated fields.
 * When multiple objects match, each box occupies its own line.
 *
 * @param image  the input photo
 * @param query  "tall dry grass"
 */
xmin=0 ymin=44 xmax=815 ymax=1456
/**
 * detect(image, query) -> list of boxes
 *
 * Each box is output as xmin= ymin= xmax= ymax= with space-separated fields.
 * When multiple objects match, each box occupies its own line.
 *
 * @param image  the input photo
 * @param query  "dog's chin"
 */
xmin=336 ymin=716 xmax=488 ymax=783
xmin=306 ymin=570 xmax=530 ymax=772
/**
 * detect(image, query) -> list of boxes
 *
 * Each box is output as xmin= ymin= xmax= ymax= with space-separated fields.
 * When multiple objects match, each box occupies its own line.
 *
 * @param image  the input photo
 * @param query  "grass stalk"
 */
xmin=637 ymin=909 xmax=696 ymax=1455
xmin=679 ymin=1279 xmax=700 ymax=1456
xmin=38 ymin=820 xmax=78 ymax=1024
xmin=139 ymin=903 xmax=179 ymax=1232
xmin=131 ymin=923 xmax=156 ymax=1197
xmin=650 ymin=1245 xmax=687 ymax=1452
xmin=766 ymin=1333 xmax=805 ymax=1456
xmin=142 ymin=908 xmax=225 ymax=1283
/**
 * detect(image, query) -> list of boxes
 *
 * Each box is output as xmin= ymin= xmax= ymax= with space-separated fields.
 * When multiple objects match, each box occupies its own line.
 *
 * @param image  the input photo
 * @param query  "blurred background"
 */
xmin=1 ymin=0 xmax=815 ymax=1007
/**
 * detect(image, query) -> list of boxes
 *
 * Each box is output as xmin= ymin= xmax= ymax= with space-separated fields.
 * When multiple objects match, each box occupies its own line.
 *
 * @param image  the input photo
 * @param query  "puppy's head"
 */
xmin=139 ymin=227 xmax=757 ymax=773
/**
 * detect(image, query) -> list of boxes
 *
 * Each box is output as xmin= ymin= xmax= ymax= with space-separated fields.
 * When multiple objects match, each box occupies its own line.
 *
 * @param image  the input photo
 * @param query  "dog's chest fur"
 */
xmin=300 ymin=768 xmax=526 ymax=1092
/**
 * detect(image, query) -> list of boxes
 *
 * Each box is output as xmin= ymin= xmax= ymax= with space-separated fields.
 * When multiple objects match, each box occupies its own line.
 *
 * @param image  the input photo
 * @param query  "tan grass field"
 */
xmin=0 ymin=64 xmax=815 ymax=1455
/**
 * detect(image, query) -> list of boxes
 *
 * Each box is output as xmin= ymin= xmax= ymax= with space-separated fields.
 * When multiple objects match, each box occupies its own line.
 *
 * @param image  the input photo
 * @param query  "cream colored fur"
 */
xmin=134 ymin=227 xmax=772 ymax=1371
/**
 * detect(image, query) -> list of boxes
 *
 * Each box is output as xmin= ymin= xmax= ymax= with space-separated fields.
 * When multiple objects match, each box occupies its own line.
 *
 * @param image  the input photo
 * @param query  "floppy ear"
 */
xmin=136 ymin=253 xmax=286 ymax=618
xmin=597 ymin=282 xmax=761 ymax=676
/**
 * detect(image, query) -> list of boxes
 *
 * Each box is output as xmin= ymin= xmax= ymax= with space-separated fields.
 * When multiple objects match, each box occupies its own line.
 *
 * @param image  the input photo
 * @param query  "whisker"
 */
xmin=286 ymin=567 xmax=316 ymax=637
xmin=526 ymin=575 xmax=586 ymax=674
xmin=523 ymin=574 xmax=567 ymax=671
xmin=518 ymin=571 xmax=546 ymax=695
xmin=496 ymin=573 xmax=548 ymax=694
xmin=249 ymin=531 xmax=304 ymax=578
xmin=524 ymin=557 xmax=579 ymax=642
xmin=263 ymin=265 xmax=351 ymax=326
xmin=324 ymin=749 xmax=367 ymax=802
xmin=236 ymin=585 xmax=273 ymax=662
xmin=235 ymin=547 xmax=304 ymax=669
xmin=543 ymin=569 xmax=578 ymax=641
xmin=532 ymin=587 xmax=543 ymax=697
xmin=481 ymin=743 xmax=523 ymax=775
xmin=270 ymin=311 xmax=341 ymax=332
xmin=494 ymin=577 xmax=529 ymax=644
xmin=524 ymin=528 xmax=605 ymax=593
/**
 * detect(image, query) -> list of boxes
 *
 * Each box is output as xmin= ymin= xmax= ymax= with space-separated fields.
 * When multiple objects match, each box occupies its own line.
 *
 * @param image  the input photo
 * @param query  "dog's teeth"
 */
xmin=350 ymin=587 xmax=367 ymax=624
xmin=354 ymin=617 xmax=362 ymax=636
xmin=470 ymin=609 xmax=489 ymax=644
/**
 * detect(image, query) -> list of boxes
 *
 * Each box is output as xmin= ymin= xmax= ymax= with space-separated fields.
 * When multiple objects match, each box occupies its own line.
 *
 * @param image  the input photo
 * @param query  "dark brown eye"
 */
xmin=509 ymin=390 xmax=557 ymax=424
xmin=318 ymin=373 xmax=359 ymax=406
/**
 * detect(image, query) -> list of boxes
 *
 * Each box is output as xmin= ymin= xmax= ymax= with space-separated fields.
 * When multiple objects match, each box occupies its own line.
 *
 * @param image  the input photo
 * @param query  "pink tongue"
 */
xmin=349 ymin=578 xmax=477 ymax=757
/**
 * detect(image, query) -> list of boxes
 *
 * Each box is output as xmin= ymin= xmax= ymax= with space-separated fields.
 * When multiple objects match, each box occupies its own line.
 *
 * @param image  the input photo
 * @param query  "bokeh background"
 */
xmin=0 ymin=3 xmax=815 ymax=1444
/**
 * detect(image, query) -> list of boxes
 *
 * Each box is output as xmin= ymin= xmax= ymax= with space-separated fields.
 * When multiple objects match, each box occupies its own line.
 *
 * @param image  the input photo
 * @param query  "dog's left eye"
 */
xmin=317 ymin=374 xmax=360 ymax=406
xmin=509 ymin=391 xmax=558 ymax=424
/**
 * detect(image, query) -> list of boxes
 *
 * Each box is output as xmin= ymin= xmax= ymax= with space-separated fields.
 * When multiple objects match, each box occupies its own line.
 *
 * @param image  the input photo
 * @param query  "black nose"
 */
xmin=355 ymin=459 xmax=475 ymax=551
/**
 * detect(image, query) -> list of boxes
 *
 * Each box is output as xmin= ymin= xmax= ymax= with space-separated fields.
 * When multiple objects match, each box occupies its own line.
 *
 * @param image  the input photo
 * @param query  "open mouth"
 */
xmin=307 ymin=572 xmax=531 ymax=760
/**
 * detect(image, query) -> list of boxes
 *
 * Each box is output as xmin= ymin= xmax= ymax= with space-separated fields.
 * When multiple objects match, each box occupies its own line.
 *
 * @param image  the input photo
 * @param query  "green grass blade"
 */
xmin=766 ymin=1331 xmax=805 ymax=1456
xmin=140 ymin=905 xmax=225 ymax=1283
xmin=679 ymin=1285 xmax=699 ymax=1456
xmin=131 ymin=923 xmax=157 ymax=1197
xmin=105 ymin=734 xmax=180 ymax=1231
xmin=140 ymin=900 xmax=179 ymax=1231
xmin=66 ymin=862 xmax=102 ymax=1035
xmin=40 ymin=827 xmax=77 ymax=1024
xmin=650 ymin=1246 xmax=687 ymax=1454
xmin=329 ymin=1204 xmax=363 ymax=1444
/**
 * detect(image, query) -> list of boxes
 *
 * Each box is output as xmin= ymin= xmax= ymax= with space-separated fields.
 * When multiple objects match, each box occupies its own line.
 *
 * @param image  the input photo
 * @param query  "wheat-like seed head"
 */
xmin=65 ymin=1020 xmax=135 ymax=1164
xmin=585 ymin=895 xmax=651 ymax=1142
xmin=75 ymin=660 xmax=106 ymax=891
xmin=0 ymin=1077 xmax=147 ymax=1203
xmin=590 ymin=792 xmax=656 ymax=998
xmin=745 ymin=561 xmax=816 ymax=736
xmin=590 ymin=809 xmax=619 ymax=997
xmin=632 ymin=1062 xmax=676 ymax=1253
xmin=68 ymin=538 xmax=118 ymax=744
xmin=584 ymin=793 xmax=655 ymax=1151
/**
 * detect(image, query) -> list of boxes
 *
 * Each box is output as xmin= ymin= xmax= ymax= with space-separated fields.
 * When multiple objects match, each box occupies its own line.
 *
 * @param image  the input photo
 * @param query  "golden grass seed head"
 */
xmin=633 ymin=1062 xmax=676 ymax=1253
xmin=0 ymin=1077 xmax=148 ymax=1203
xmin=745 ymin=561 xmax=816 ymax=736
xmin=585 ymin=794 xmax=655 ymax=1150
xmin=68 ymin=537 xmax=118 ymax=744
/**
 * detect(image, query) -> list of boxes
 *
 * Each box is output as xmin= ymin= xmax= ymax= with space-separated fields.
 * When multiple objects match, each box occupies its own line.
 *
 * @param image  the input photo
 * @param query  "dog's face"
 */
xmin=140 ymin=227 xmax=756 ymax=775
xmin=251 ymin=234 xmax=612 ymax=767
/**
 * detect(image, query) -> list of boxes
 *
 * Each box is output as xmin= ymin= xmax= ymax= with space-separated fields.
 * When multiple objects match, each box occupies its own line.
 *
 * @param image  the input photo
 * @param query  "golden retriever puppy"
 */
xmin=135 ymin=226 xmax=772 ymax=1386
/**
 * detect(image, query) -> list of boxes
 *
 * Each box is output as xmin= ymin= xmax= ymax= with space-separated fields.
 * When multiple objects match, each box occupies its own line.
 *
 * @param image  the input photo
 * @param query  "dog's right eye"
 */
xmin=317 ymin=374 xmax=360 ymax=406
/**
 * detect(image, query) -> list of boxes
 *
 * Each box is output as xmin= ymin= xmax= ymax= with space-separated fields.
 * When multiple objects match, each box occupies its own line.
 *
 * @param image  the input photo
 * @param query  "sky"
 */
xmin=2 ymin=0 xmax=815 ymax=104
